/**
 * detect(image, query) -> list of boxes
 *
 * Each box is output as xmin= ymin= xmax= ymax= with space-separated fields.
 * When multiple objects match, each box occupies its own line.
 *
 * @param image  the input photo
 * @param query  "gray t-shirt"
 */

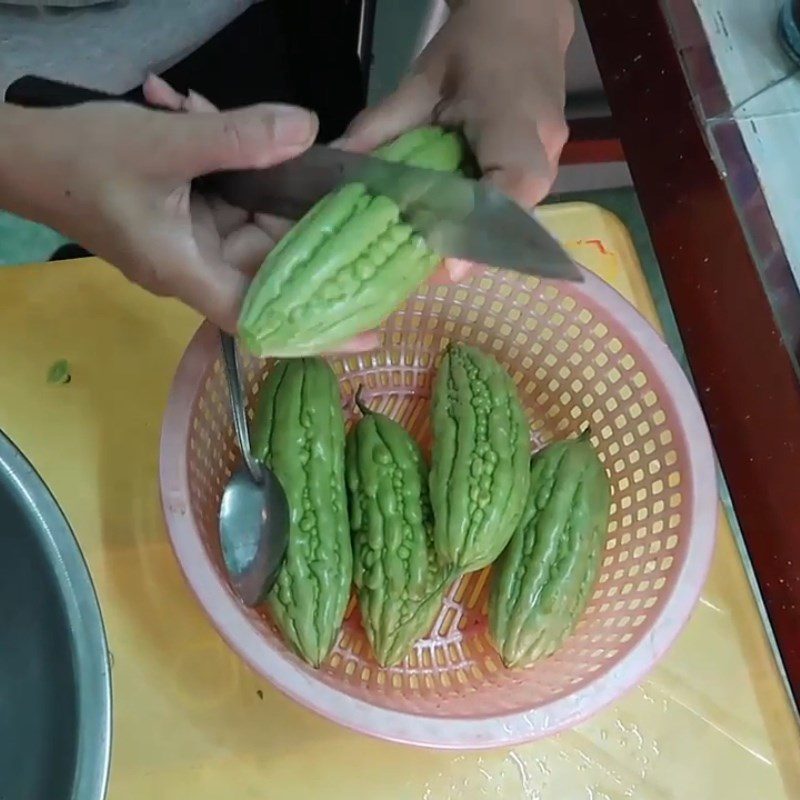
xmin=0 ymin=0 xmax=257 ymax=94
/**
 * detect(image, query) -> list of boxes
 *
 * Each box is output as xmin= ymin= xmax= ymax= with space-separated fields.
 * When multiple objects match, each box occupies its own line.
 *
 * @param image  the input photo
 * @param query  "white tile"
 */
xmin=692 ymin=0 xmax=796 ymax=108
xmin=687 ymin=0 xmax=800 ymax=283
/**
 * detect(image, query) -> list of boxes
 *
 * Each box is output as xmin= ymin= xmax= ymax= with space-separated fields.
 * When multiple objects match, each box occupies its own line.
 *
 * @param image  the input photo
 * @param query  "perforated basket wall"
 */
xmin=160 ymin=267 xmax=717 ymax=748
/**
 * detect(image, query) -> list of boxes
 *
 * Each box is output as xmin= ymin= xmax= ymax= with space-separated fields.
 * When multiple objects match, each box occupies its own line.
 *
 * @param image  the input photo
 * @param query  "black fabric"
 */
xmin=126 ymin=0 xmax=367 ymax=143
xmin=50 ymin=0 xmax=370 ymax=262
xmin=49 ymin=243 xmax=91 ymax=262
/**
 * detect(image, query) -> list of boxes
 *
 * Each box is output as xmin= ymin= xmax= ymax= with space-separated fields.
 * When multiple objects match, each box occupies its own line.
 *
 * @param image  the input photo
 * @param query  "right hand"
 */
xmin=34 ymin=93 xmax=314 ymax=333
xmin=338 ymin=0 xmax=573 ymax=284
xmin=7 ymin=80 xmax=378 ymax=347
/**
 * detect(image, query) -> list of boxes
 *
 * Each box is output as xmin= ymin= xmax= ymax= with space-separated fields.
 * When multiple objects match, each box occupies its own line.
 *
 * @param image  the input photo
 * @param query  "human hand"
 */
xmin=338 ymin=0 xmax=574 ymax=281
xmin=2 ymin=83 xmax=315 ymax=334
xmin=139 ymin=75 xmax=381 ymax=353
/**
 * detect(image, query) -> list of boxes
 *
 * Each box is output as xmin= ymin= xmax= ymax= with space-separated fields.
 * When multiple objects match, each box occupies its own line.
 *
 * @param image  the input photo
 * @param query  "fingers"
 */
xmin=116 ymin=189 xmax=248 ymax=332
xmin=180 ymin=262 xmax=249 ymax=334
xmin=537 ymin=114 xmax=570 ymax=167
xmin=143 ymin=73 xmax=186 ymax=109
xmin=143 ymin=82 xmax=254 ymax=237
xmin=136 ymin=240 xmax=250 ymax=334
xmin=441 ymin=258 xmax=473 ymax=283
xmin=427 ymin=262 xmax=452 ymax=286
xmin=185 ymin=89 xmax=218 ymax=114
xmin=187 ymin=104 xmax=317 ymax=174
xmin=206 ymin=195 xmax=249 ymax=237
xmin=438 ymin=108 xmax=566 ymax=281
xmin=437 ymin=96 xmax=565 ymax=209
xmin=336 ymin=72 xmax=438 ymax=152
xmin=221 ymin=224 xmax=275 ymax=276
xmin=188 ymin=193 xmax=225 ymax=262
xmin=188 ymin=195 xmax=273 ymax=279
xmin=491 ymin=138 xmax=566 ymax=209
xmin=253 ymin=212 xmax=292 ymax=242
xmin=480 ymin=116 xmax=568 ymax=208
xmin=143 ymin=74 xmax=219 ymax=113
xmin=323 ymin=330 xmax=382 ymax=355
xmin=150 ymin=100 xmax=318 ymax=178
xmin=143 ymin=74 xmax=320 ymax=176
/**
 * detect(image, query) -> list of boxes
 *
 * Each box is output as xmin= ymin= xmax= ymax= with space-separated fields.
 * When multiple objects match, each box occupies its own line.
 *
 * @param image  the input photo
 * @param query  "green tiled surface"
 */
xmin=0 ymin=212 xmax=68 ymax=266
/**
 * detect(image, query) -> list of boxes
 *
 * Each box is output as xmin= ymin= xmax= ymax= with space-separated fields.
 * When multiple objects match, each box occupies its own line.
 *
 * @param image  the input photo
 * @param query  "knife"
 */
xmin=5 ymin=75 xmax=582 ymax=280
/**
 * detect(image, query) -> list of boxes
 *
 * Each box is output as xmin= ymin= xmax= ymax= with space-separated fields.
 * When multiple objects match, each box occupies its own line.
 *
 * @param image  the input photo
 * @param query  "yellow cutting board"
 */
xmin=0 ymin=202 xmax=797 ymax=799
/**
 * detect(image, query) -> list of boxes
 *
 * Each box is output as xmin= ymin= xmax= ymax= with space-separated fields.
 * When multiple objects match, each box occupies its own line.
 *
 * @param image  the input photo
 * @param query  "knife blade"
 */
xmin=201 ymin=148 xmax=582 ymax=279
xmin=5 ymin=74 xmax=582 ymax=280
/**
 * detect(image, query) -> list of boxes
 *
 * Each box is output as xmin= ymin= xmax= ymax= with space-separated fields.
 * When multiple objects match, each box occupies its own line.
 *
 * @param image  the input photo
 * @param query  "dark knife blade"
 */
xmin=202 ymin=148 xmax=582 ymax=279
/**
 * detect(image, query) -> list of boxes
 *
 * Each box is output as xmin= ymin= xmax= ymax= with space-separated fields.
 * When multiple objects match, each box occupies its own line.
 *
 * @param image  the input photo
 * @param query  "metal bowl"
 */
xmin=0 ymin=429 xmax=111 ymax=800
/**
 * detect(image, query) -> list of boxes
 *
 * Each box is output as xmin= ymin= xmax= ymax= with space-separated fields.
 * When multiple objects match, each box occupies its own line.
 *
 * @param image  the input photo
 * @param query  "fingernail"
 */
xmin=145 ymin=73 xmax=169 ymax=91
xmin=446 ymin=258 xmax=473 ymax=282
xmin=329 ymin=136 xmax=361 ymax=153
xmin=187 ymin=89 xmax=216 ymax=112
xmin=328 ymin=331 xmax=381 ymax=354
xmin=329 ymin=130 xmax=355 ymax=148
xmin=273 ymin=106 xmax=318 ymax=145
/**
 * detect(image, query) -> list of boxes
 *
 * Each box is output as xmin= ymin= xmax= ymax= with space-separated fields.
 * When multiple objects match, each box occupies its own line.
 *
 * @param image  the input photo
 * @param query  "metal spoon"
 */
xmin=218 ymin=331 xmax=289 ymax=606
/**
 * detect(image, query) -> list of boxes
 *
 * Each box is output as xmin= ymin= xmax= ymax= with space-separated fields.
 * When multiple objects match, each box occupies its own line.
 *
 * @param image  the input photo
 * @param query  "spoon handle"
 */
xmin=220 ymin=332 xmax=263 ymax=484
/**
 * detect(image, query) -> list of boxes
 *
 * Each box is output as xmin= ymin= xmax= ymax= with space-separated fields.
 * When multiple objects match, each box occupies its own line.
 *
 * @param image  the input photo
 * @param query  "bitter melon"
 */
xmin=345 ymin=390 xmax=451 ymax=666
xmin=429 ymin=343 xmax=531 ymax=574
xmin=237 ymin=126 xmax=467 ymax=358
xmin=251 ymin=357 xmax=352 ymax=667
xmin=488 ymin=429 xmax=612 ymax=668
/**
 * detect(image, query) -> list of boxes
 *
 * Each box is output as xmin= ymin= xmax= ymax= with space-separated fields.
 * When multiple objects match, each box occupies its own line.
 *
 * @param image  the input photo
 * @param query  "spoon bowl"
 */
xmin=220 ymin=467 xmax=289 ymax=606
xmin=217 ymin=332 xmax=289 ymax=605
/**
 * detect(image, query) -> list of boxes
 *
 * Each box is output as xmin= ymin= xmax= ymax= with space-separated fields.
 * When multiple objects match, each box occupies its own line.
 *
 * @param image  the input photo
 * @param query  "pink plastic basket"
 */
xmin=159 ymin=266 xmax=717 ymax=748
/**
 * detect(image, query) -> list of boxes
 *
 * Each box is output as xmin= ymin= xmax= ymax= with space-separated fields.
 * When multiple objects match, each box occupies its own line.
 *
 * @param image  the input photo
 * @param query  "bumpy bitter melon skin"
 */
xmin=429 ymin=343 xmax=531 ymax=574
xmin=345 ymin=392 xmax=451 ymax=666
xmin=251 ymin=357 xmax=352 ymax=667
xmin=488 ymin=430 xmax=612 ymax=668
xmin=237 ymin=126 xmax=467 ymax=358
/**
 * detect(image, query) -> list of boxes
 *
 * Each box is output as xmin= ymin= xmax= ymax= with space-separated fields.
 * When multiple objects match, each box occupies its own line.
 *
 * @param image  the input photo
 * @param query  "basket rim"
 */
xmin=159 ymin=267 xmax=718 ymax=748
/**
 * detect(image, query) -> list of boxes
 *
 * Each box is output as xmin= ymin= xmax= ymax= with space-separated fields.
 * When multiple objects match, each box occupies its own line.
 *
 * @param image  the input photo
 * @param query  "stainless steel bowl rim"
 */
xmin=0 ymin=428 xmax=112 ymax=800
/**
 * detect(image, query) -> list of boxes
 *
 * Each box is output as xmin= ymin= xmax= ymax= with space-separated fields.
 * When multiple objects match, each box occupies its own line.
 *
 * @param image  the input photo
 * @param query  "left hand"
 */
xmin=338 ymin=0 xmax=574 ymax=281
xmin=142 ymin=75 xmax=380 ymax=353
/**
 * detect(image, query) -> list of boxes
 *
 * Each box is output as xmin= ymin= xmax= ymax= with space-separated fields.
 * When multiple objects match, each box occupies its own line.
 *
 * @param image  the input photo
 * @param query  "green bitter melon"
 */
xmin=345 ymin=390 xmax=452 ymax=666
xmin=488 ymin=429 xmax=612 ymax=668
xmin=251 ymin=356 xmax=352 ymax=667
xmin=429 ymin=342 xmax=531 ymax=574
